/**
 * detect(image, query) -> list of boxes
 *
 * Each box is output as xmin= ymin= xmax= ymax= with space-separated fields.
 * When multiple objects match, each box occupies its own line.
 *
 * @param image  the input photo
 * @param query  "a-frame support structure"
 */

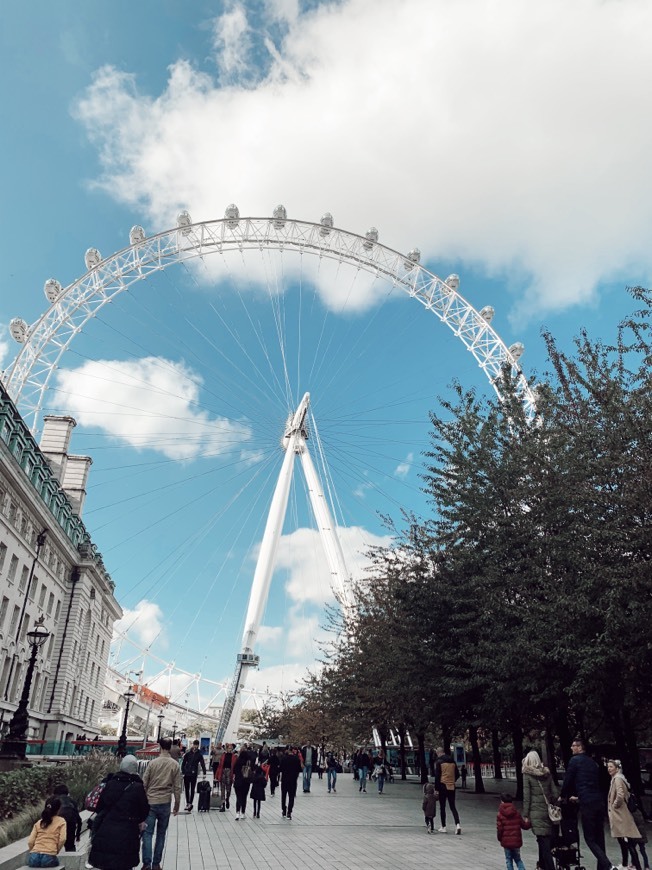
xmin=215 ymin=393 xmax=352 ymax=744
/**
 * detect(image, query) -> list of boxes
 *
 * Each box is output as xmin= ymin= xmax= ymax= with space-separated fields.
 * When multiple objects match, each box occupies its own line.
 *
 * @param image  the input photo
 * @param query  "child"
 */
xmin=250 ymin=764 xmax=267 ymax=819
xmin=496 ymin=793 xmax=531 ymax=870
xmin=28 ymin=796 xmax=66 ymax=867
xmin=422 ymin=781 xmax=437 ymax=833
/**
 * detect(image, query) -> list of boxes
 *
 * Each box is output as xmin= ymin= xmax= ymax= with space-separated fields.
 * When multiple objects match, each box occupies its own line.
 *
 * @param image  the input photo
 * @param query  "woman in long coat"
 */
xmin=607 ymin=759 xmax=642 ymax=870
xmin=88 ymin=755 xmax=149 ymax=870
xmin=522 ymin=750 xmax=559 ymax=870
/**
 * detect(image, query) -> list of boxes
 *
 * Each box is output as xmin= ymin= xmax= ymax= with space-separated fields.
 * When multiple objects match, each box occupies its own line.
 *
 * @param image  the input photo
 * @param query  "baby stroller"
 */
xmin=550 ymin=802 xmax=586 ymax=870
xmin=197 ymin=777 xmax=212 ymax=812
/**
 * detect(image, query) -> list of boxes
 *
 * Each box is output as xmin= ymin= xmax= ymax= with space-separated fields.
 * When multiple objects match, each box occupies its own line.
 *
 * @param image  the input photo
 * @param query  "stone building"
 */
xmin=0 ymin=382 xmax=122 ymax=749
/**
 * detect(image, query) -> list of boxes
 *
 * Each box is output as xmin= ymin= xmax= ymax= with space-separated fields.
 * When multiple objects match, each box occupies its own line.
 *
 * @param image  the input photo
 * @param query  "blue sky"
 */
xmin=1 ymin=0 xmax=651 ymax=710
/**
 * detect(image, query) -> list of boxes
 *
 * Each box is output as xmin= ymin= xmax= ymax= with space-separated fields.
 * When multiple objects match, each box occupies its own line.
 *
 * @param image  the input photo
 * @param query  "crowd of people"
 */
xmin=23 ymin=736 xmax=650 ymax=870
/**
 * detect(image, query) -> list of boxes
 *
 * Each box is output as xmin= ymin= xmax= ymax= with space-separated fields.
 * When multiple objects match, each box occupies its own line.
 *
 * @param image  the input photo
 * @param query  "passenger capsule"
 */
xmin=404 ymin=248 xmax=421 ymax=268
xmin=445 ymin=274 xmax=460 ymax=291
xmin=85 ymin=248 xmax=101 ymax=270
xmin=176 ymin=211 xmax=192 ymax=236
xmin=479 ymin=305 xmax=495 ymax=324
xmin=320 ymin=213 xmax=334 ymax=236
xmin=225 ymin=204 xmax=240 ymax=229
xmin=9 ymin=318 xmax=29 ymax=343
xmin=509 ymin=342 xmax=525 ymax=361
xmin=272 ymin=205 xmax=287 ymax=229
xmin=129 ymin=225 xmax=146 ymax=245
xmin=44 ymin=279 xmax=63 ymax=304
xmin=363 ymin=227 xmax=379 ymax=250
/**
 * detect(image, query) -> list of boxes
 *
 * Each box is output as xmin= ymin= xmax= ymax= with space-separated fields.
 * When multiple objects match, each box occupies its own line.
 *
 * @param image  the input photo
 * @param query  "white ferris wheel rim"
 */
xmin=3 ymin=209 xmax=535 ymax=432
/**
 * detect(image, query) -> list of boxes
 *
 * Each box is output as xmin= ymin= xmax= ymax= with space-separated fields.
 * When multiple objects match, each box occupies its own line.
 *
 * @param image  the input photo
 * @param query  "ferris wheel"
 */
xmin=3 ymin=207 xmax=535 ymax=731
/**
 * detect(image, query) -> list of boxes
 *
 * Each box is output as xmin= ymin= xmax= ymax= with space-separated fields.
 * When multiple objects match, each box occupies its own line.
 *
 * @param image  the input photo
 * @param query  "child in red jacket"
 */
xmin=497 ymin=793 xmax=531 ymax=870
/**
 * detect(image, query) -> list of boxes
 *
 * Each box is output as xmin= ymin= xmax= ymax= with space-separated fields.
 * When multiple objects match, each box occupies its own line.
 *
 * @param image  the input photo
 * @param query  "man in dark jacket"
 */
xmin=52 ymin=784 xmax=82 ymax=851
xmin=181 ymin=740 xmax=206 ymax=812
xmin=279 ymin=747 xmax=303 ymax=819
xmin=560 ymin=738 xmax=618 ymax=870
xmin=356 ymin=748 xmax=371 ymax=793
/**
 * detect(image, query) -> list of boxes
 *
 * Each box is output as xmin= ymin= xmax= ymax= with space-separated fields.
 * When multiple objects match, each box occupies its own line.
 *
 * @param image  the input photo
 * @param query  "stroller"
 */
xmin=197 ymin=777 xmax=212 ymax=812
xmin=550 ymin=802 xmax=586 ymax=870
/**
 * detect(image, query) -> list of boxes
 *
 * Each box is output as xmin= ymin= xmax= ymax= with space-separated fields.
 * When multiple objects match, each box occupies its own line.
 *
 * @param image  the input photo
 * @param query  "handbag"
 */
xmin=85 ymin=781 xmax=106 ymax=811
xmin=538 ymin=780 xmax=562 ymax=823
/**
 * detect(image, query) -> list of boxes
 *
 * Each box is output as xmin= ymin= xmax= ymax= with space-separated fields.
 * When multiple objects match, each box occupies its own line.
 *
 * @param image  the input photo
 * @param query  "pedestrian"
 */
xmin=434 ymin=746 xmax=462 ymax=834
xmin=216 ymin=743 xmax=236 ymax=811
xmin=301 ymin=743 xmax=317 ymax=792
xmin=373 ymin=751 xmax=387 ymax=794
xmin=27 ymin=797 xmax=66 ymax=867
xmin=560 ymin=738 xmax=618 ymax=870
xmin=326 ymin=752 xmax=338 ymax=794
xmin=267 ymin=747 xmax=280 ymax=796
xmin=629 ymin=793 xmax=650 ymax=870
xmin=497 ymin=793 xmax=531 ymax=870
xmin=142 ymin=737 xmax=182 ymax=870
xmin=279 ymin=746 xmax=303 ymax=820
xmin=250 ymin=764 xmax=267 ymax=819
xmin=181 ymin=739 xmax=206 ymax=812
xmin=233 ymin=746 xmax=253 ymax=820
xmin=88 ymin=755 xmax=150 ymax=870
xmin=357 ymin=748 xmax=371 ymax=793
xmin=606 ymin=759 xmax=642 ymax=870
xmin=522 ymin=749 xmax=559 ymax=870
xmin=460 ymin=763 xmax=467 ymax=788
xmin=51 ymin=785 xmax=81 ymax=852
xmin=422 ymin=781 xmax=437 ymax=833
xmin=169 ymin=740 xmax=181 ymax=762
xmin=258 ymin=741 xmax=270 ymax=764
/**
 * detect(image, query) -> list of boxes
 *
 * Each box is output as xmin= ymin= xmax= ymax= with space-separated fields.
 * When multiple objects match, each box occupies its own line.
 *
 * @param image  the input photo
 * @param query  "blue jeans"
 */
xmin=303 ymin=763 xmax=312 ymax=791
xmin=142 ymin=802 xmax=171 ymax=867
xmin=358 ymin=766 xmax=368 ymax=789
xmin=377 ymin=772 xmax=385 ymax=793
xmin=503 ymin=847 xmax=525 ymax=870
xmin=28 ymin=856 xmax=58 ymax=868
xmin=327 ymin=769 xmax=337 ymax=791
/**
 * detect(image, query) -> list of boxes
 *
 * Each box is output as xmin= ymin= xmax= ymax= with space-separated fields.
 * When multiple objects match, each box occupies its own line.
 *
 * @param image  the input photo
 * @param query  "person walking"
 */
xmin=88 ymin=755 xmax=150 ymax=870
xmin=560 ymin=738 xmax=619 ymax=870
xmin=460 ymin=763 xmax=468 ymax=788
xmin=280 ymin=746 xmax=303 ymax=820
xmin=435 ymin=746 xmax=462 ymax=834
xmin=268 ymin=747 xmax=280 ymax=796
xmin=216 ymin=743 xmax=236 ymax=811
xmin=497 ymin=793 xmax=531 ymax=870
xmin=51 ymin=785 xmax=81 ymax=853
xmin=27 ymin=797 xmax=66 ymax=867
xmin=357 ymin=748 xmax=371 ymax=793
xmin=233 ymin=746 xmax=253 ymax=820
xmin=606 ymin=759 xmax=642 ymax=870
xmin=142 ymin=737 xmax=182 ymax=870
xmin=301 ymin=743 xmax=317 ymax=792
xmin=422 ymin=781 xmax=437 ymax=833
xmin=181 ymin=740 xmax=206 ymax=812
xmin=326 ymin=753 xmax=338 ymax=794
xmin=522 ymin=749 xmax=559 ymax=870
xmin=250 ymin=764 xmax=267 ymax=819
xmin=373 ymin=752 xmax=387 ymax=794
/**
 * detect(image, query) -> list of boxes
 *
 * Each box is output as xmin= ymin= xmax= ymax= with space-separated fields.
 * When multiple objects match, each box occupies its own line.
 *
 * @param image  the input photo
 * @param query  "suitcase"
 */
xmin=197 ymin=780 xmax=211 ymax=812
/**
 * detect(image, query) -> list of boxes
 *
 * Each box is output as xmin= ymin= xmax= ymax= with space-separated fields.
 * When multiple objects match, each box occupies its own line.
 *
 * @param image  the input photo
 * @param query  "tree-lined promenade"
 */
xmin=256 ymin=287 xmax=652 ymax=799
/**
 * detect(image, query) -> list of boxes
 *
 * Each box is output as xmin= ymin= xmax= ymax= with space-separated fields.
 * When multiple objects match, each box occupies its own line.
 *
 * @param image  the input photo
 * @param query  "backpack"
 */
xmin=84 ymin=781 xmax=106 ymax=811
xmin=627 ymin=792 xmax=638 ymax=814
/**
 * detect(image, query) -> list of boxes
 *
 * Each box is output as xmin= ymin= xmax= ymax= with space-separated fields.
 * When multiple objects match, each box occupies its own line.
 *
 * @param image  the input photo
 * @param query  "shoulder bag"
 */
xmin=538 ymin=780 xmax=562 ymax=824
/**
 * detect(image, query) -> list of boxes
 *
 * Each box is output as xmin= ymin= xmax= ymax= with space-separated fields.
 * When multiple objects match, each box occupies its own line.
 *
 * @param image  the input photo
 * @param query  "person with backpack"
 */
xmin=51 ymin=785 xmax=81 ymax=852
xmin=233 ymin=746 xmax=253 ymax=820
xmin=27 ymin=797 xmax=66 ymax=867
xmin=606 ymin=759 xmax=642 ymax=870
xmin=181 ymin=740 xmax=206 ymax=812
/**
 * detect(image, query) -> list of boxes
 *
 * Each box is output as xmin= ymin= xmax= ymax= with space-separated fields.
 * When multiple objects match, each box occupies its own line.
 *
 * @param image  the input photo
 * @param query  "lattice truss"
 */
xmin=3 ymin=210 xmax=536 ymax=431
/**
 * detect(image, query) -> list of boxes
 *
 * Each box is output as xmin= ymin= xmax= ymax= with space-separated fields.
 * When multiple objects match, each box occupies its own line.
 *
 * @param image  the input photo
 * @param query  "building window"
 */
xmin=9 ymin=605 xmax=20 ymax=635
xmin=29 ymin=574 xmax=38 ymax=600
xmin=54 ymin=600 xmax=61 ymax=621
xmin=0 ymin=542 xmax=7 ymax=573
xmin=19 ymin=565 xmax=29 ymax=591
xmin=7 ymin=555 xmax=18 ymax=584
xmin=47 ymin=634 xmax=54 ymax=658
xmin=0 ymin=596 xmax=8 ymax=631
xmin=20 ymin=616 xmax=29 ymax=643
xmin=47 ymin=592 xmax=54 ymax=616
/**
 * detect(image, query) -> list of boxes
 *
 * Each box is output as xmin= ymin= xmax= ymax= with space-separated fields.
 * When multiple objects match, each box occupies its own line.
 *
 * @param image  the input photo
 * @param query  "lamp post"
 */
xmin=172 ymin=721 xmax=177 ymax=741
xmin=157 ymin=710 xmax=165 ymax=743
xmin=116 ymin=689 xmax=135 ymax=758
xmin=0 ymin=616 xmax=50 ymax=760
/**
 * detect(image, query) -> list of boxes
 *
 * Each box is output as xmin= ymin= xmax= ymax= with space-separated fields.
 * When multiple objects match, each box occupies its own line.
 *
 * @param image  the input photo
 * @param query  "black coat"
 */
xmin=88 ymin=771 xmax=149 ymax=870
xmin=279 ymin=753 xmax=302 ymax=783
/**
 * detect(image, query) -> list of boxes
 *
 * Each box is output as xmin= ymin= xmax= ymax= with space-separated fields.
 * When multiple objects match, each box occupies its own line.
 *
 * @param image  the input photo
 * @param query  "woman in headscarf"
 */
xmin=522 ymin=749 xmax=559 ymax=870
xmin=607 ymin=759 xmax=642 ymax=870
xmin=88 ymin=755 xmax=149 ymax=870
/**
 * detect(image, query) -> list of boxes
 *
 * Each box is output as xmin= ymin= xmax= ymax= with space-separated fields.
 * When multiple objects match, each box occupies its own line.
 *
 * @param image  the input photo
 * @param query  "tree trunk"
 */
xmin=555 ymin=708 xmax=573 ymax=768
xmin=417 ymin=731 xmax=428 ymax=784
xmin=398 ymin=724 xmax=407 ymax=780
xmin=622 ymin=706 xmax=642 ymax=796
xmin=492 ymin=729 xmax=503 ymax=779
xmin=512 ymin=722 xmax=524 ymax=801
xmin=468 ymin=723 xmax=485 ymax=794
xmin=544 ymin=723 xmax=559 ymax=786
xmin=441 ymin=722 xmax=452 ymax=753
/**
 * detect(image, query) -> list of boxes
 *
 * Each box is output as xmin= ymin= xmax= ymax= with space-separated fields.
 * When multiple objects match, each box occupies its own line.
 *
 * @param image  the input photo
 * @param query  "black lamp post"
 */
xmin=116 ymin=689 xmax=135 ymax=758
xmin=172 ymin=721 xmax=177 ymax=741
xmin=157 ymin=710 xmax=165 ymax=742
xmin=0 ymin=616 xmax=50 ymax=760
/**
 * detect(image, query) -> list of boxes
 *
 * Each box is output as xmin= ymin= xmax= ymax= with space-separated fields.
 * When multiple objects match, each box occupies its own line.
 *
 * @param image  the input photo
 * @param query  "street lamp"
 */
xmin=157 ymin=710 xmax=165 ymax=743
xmin=0 ymin=616 xmax=50 ymax=760
xmin=172 ymin=721 xmax=177 ymax=741
xmin=116 ymin=688 xmax=135 ymax=758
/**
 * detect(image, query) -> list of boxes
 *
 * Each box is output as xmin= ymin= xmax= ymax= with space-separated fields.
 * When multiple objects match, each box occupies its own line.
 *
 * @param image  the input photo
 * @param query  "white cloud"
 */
xmin=73 ymin=0 xmax=652 ymax=322
xmin=54 ymin=356 xmax=252 ymax=460
xmin=394 ymin=451 xmax=414 ymax=480
xmin=257 ymin=624 xmax=283 ymax=647
xmin=277 ymin=524 xmax=392 ymax=605
xmin=0 ymin=328 xmax=10 ymax=373
xmin=113 ymin=598 xmax=165 ymax=648
xmin=212 ymin=4 xmax=253 ymax=84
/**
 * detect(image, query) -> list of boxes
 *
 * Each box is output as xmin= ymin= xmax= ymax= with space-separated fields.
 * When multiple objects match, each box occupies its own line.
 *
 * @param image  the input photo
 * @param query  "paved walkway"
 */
xmin=160 ymin=775 xmax=547 ymax=870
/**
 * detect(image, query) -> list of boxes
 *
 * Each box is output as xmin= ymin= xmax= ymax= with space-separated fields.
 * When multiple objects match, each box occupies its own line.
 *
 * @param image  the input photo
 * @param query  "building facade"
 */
xmin=0 ymin=383 xmax=122 ymax=749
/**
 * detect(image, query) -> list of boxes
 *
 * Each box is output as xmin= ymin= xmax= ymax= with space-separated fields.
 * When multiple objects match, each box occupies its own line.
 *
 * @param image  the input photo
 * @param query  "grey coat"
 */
xmin=522 ymin=769 xmax=559 ymax=837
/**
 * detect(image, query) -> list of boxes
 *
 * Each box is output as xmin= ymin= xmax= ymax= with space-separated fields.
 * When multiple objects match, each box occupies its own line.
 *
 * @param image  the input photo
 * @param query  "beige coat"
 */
xmin=607 ymin=773 xmax=641 ymax=839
